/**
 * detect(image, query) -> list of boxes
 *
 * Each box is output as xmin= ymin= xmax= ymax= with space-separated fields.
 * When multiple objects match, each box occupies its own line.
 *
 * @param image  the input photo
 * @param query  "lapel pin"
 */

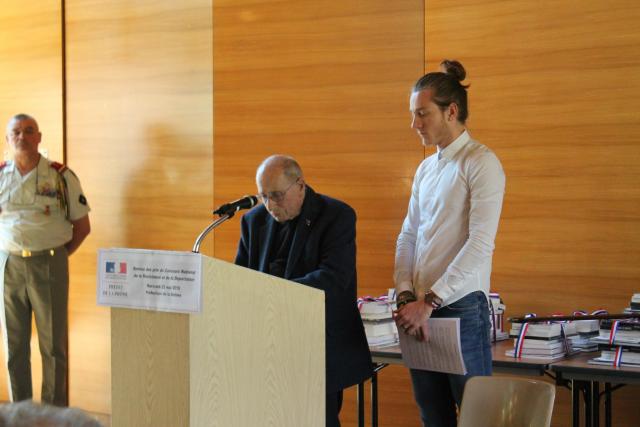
xmin=305 ymin=219 xmax=311 ymax=226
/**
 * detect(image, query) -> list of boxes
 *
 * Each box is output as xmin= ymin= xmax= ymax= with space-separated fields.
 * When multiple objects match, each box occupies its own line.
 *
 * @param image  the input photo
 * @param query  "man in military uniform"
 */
xmin=0 ymin=114 xmax=91 ymax=406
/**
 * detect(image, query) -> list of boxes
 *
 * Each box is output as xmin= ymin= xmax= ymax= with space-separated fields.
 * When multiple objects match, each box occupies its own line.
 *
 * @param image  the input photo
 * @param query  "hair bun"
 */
xmin=440 ymin=59 xmax=466 ymax=82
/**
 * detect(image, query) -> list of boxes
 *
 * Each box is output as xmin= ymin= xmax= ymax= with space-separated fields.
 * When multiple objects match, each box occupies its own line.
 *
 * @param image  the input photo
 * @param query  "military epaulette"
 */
xmin=49 ymin=161 xmax=68 ymax=174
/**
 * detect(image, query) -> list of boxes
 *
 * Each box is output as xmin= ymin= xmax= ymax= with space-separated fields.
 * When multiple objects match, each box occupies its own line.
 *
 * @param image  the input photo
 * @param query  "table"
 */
xmin=356 ymin=341 xmax=640 ymax=427
xmin=356 ymin=340 xmax=551 ymax=427
xmin=551 ymin=353 xmax=640 ymax=427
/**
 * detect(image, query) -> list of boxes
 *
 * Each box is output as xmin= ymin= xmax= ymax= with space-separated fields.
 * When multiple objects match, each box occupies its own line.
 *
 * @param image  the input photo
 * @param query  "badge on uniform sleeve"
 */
xmin=79 ymin=195 xmax=87 ymax=205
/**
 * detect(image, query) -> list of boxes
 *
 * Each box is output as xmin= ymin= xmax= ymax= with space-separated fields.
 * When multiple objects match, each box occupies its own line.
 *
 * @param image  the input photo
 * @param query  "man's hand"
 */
xmin=394 ymin=299 xmax=433 ymax=341
xmin=66 ymin=215 xmax=90 ymax=255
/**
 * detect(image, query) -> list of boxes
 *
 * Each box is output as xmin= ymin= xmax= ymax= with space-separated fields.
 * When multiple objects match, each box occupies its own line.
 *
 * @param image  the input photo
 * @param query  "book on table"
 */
xmin=359 ymin=290 xmax=398 ymax=347
xmin=360 ymin=300 xmax=394 ymax=317
xmin=509 ymin=322 xmax=577 ymax=339
xmin=574 ymin=319 xmax=600 ymax=333
xmin=629 ymin=293 xmax=640 ymax=312
xmin=367 ymin=333 xmax=399 ymax=347
xmin=504 ymin=349 xmax=567 ymax=361
xmin=600 ymin=318 xmax=640 ymax=331
xmin=511 ymin=338 xmax=566 ymax=350
xmin=489 ymin=292 xmax=509 ymax=342
xmin=364 ymin=319 xmax=397 ymax=337
xmin=588 ymin=345 xmax=640 ymax=367
xmin=594 ymin=320 xmax=640 ymax=345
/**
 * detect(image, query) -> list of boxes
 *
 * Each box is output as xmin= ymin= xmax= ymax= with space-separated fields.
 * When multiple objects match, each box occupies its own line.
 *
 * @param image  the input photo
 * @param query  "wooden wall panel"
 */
xmin=65 ymin=0 xmax=213 ymax=414
xmin=4 ymin=0 xmax=636 ymax=424
xmin=0 ymin=1 xmax=63 ymax=162
xmin=425 ymin=1 xmax=640 ymax=425
xmin=0 ymin=0 xmax=63 ymax=403
xmin=213 ymin=0 xmax=423 ymax=294
xmin=212 ymin=1 xmax=424 ymax=425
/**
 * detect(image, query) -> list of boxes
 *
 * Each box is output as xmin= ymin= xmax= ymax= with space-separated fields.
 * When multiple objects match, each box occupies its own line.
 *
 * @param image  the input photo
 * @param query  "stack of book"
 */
xmin=589 ymin=317 xmax=640 ymax=366
xmin=489 ymin=293 xmax=508 ymax=342
xmin=358 ymin=291 xmax=398 ymax=347
xmin=591 ymin=318 xmax=640 ymax=346
xmin=589 ymin=344 xmax=640 ymax=367
xmin=624 ymin=293 xmax=640 ymax=313
xmin=505 ymin=321 xmax=578 ymax=360
xmin=570 ymin=318 xmax=600 ymax=352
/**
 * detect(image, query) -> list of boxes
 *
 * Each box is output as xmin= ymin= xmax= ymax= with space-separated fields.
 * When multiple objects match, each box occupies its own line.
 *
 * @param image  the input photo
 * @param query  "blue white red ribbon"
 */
xmin=613 ymin=346 xmax=623 ymax=367
xmin=357 ymin=295 xmax=390 ymax=311
xmin=560 ymin=323 xmax=570 ymax=356
xmin=572 ymin=309 xmax=608 ymax=316
xmin=590 ymin=309 xmax=608 ymax=316
xmin=609 ymin=320 xmax=619 ymax=346
xmin=514 ymin=313 xmax=536 ymax=358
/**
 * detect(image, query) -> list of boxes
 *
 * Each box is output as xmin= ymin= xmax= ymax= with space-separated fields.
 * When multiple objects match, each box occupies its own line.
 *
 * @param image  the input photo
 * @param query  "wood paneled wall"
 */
xmin=1 ymin=0 xmax=639 ymax=425
xmin=0 ymin=1 xmax=63 ymax=162
xmin=64 ymin=0 xmax=213 ymax=414
xmin=425 ymin=1 xmax=640 ymax=425
xmin=212 ymin=2 xmax=424 ymax=425
xmin=0 ymin=0 xmax=64 ymax=402
xmin=212 ymin=0 xmax=424 ymax=296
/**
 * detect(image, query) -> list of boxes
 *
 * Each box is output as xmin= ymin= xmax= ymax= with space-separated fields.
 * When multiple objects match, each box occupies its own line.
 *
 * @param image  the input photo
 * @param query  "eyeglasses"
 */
xmin=259 ymin=179 xmax=299 ymax=204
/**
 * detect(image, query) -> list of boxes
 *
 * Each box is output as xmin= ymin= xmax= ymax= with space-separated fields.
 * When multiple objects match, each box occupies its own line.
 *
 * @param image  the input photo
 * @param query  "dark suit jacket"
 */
xmin=235 ymin=186 xmax=372 ymax=393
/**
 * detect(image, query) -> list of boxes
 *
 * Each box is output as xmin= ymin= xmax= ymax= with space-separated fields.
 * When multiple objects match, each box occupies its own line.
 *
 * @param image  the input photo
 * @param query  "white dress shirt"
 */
xmin=394 ymin=130 xmax=505 ymax=305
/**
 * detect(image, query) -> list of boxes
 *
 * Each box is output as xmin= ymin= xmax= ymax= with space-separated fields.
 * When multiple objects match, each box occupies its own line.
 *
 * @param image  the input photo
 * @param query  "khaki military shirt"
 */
xmin=0 ymin=156 xmax=90 ymax=252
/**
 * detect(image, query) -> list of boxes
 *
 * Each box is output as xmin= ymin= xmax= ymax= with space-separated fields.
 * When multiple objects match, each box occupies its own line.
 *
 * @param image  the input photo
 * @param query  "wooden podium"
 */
xmin=110 ymin=254 xmax=325 ymax=427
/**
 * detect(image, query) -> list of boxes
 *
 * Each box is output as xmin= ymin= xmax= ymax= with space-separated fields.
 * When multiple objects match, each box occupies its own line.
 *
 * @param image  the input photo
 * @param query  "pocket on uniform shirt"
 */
xmin=35 ymin=195 xmax=61 ymax=215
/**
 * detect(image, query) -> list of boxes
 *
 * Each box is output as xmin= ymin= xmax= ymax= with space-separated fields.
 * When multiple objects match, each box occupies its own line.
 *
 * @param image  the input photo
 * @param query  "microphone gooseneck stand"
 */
xmin=193 ymin=195 xmax=259 ymax=253
xmin=192 ymin=213 xmax=232 ymax=253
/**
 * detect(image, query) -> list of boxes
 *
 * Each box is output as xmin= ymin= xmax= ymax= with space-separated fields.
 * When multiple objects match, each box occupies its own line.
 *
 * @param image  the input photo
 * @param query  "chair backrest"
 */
xmin=458 ymin=376 xmax=555 ymax=427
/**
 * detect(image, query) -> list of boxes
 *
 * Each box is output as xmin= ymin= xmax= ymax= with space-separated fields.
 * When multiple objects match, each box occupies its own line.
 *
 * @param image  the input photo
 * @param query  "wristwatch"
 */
xmin=424 ymin=290 xmax=443 ymax=309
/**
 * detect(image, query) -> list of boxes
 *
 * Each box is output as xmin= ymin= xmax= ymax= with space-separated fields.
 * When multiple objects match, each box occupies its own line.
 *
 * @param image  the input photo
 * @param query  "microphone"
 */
xmin=213 ymin=195 xmax=259 ymax=217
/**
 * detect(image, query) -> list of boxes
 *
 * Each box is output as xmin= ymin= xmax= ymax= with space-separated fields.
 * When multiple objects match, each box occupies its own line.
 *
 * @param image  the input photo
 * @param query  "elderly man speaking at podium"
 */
xmin=235 ymin=154 xmax=372 ymax=427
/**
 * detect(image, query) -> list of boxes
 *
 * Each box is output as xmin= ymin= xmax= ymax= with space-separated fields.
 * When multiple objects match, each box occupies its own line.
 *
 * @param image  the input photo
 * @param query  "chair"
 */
xmin=458 ymin=376 xmax=556 ymax=427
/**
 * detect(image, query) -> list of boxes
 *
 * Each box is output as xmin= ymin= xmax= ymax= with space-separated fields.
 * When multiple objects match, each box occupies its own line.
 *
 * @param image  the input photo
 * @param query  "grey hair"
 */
xmin=6 ymin=113 xmax=39 ymax=133
xmin=0 ymin=400 xmax=103 ymax=427
xmin=256 ymin=154 xmax=303 ymax=183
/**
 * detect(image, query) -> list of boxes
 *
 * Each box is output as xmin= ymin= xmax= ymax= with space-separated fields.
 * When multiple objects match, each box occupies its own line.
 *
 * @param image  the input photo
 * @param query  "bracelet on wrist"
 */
xmin=396 ymin=291 xmax=417 ymax=309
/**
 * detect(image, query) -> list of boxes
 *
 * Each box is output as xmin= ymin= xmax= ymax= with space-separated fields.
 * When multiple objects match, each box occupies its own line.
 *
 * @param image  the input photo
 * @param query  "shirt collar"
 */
xmin=36 ymin=155 xmax=48 ymax=173
xmin=437 ymin=129 xmax=470 ymax=161
xmin=5 ymin=155 xmax=46 ymax=176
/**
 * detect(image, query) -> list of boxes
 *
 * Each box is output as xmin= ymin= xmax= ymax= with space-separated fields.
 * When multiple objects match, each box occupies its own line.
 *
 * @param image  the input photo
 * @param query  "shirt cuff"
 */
xmin=431 ymin=277 xmax=455 ymax=305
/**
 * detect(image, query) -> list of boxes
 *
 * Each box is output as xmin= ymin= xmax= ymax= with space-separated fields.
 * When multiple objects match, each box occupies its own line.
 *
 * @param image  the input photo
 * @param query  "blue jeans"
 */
xmin=409 ymin=291 xmax=492 ymax=427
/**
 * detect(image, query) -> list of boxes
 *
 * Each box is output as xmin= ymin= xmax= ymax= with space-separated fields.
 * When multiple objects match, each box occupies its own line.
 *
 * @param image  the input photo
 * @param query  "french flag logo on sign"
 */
xmin=106 ymin=262 xmax=115 ymax=273
xmin=106 ymin=261 xmax=127 ymax=275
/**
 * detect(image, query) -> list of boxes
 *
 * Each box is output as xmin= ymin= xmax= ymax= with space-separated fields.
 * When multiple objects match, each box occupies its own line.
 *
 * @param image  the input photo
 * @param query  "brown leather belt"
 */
xmin=9 ymin=248 xmax=57 ymax=258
